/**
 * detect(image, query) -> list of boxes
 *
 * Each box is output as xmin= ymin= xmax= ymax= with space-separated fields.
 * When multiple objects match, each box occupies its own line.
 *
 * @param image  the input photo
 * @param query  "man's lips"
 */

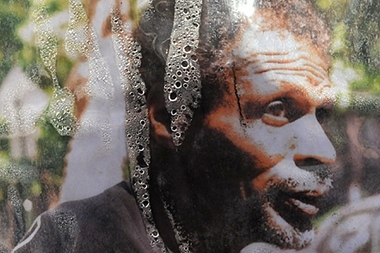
xmin=288 ymin=198 xmax=319 ymax=215
xmin=281 ymin=190 xmax=322 ymax=215
xmin=272 ymin=190 xmax=323 ymax=232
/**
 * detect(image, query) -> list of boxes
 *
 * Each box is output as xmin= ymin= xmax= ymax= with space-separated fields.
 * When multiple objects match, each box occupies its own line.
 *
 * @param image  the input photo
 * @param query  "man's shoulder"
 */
xmin=49 ymin=180 xmax=147 ymax=239
xmin=55 ymin=181 xmax=136 ymax=218
xmin=13 ymin=181 xmax=155 ymax=253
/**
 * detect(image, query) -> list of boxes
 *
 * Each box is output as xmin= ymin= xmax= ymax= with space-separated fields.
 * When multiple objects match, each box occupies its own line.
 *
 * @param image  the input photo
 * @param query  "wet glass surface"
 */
xmin=1 ymin=0 xmax=380 ymax=252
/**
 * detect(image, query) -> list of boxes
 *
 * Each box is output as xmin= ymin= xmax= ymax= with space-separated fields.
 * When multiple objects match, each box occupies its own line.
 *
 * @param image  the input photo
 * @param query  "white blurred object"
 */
xmin=23 ymin=199 xmax=33 ymax=212
xmin=0 ymin=67 xmax=49 ymax=159
xmin=59 ymin=0 xmax=128 ymax=202
xmin=331 ymin=60 xmax=359 ymax=109
xmin=240 ymin=242 xmax=296 ymax=253
xmin=309 ymin=194 xmax=380 ymax=253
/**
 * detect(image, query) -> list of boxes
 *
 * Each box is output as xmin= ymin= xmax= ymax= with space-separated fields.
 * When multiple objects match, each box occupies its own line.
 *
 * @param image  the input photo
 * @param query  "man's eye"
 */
xmin=266 ymin=101 xmax=285 ymax=117
xmin=262 ymin=100 xmax=289 ymax=126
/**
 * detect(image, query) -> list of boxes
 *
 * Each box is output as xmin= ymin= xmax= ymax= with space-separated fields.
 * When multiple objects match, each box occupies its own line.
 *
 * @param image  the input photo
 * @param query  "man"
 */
xmin=141 ymin=0 xmax=335 ymax=251
xmin=13 ymin=0 xmax=336 ymax=252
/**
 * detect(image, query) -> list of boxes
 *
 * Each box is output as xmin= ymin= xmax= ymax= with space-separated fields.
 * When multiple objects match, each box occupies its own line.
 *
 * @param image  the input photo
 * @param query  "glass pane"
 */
xmin=1 ymin=0 xmax=380 ymax=252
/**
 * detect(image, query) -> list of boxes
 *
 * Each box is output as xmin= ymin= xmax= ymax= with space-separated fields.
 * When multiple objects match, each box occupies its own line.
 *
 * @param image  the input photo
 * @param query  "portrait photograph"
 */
xmin=1 ymin=0 xmax=380 ymax=252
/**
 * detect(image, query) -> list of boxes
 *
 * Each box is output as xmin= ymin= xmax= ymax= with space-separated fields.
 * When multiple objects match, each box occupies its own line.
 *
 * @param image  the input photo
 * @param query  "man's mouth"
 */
xmin=246 ymin=162 xmax=333 ymax=232
xmin=237 ymin=160 xmax=334 ymax=249
xmin=270 ymin=190 xmax=321 ymax=232
xmin=289 ymin=198 xmax=319 ymax=215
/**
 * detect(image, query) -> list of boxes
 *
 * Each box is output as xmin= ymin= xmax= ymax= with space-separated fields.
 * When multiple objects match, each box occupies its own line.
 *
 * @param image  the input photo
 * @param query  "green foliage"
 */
xmin=351 ymin=72 xmax=380 ymax=95
xmin=0 ymin=0 xmax=30 ymax=84
xmin=344 ymin=0 xmax=380 ymax=74
xmin=56 ymin=55 xmax=74 ymax=87
xmin=36 ymin=117 xmax=70 ymax=177
xmin=347 ymin=93 xmax=380 ymax=116
xmin=0 ymin=120 xmax=9 ymax=154
xmin=0 ymin=139 xmax=9 ymax=152
xmin=30 ymin=181 xmax=42 ymax=196
xmin=0 ymin=1 xmax=73 ymax=227
xmin=129 ymin=0 xmax=148 ymax=29
xmin=313 ymin=0 xmax=380 ymax=115
xmin=0 ymin=119 xmax=9 ymax=136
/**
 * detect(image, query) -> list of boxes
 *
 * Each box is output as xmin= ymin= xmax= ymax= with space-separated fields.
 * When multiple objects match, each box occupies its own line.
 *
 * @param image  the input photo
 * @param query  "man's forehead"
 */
xmin=226 ymin=14 xmax=333 ymax=107
xmin=231 ymin=14 xmax=329 ymax=68
xmin=233 ymin=23 xmax=299 ymax=59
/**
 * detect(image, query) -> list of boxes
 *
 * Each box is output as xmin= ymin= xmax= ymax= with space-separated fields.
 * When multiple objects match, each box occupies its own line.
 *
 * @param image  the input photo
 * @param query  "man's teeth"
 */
xmin=289 ymin=198 xmax=319 ymax=215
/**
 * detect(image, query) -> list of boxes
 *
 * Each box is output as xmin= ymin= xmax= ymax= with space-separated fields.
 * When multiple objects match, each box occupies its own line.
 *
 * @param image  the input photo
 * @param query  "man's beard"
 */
xmin=239 ymin=165 xmax=332 ymax=250
xmin=261 ymin=202 xmax=315 ymax=249
xmin=167 ymin=184 xmax=317 ymax=252
xmin=222 ymin=185 xmax=316 ymax=251
xmin=242 ymin=187 xmax=316 ymax=250
xmin=156 ymin=127 xmax=329 ymax=252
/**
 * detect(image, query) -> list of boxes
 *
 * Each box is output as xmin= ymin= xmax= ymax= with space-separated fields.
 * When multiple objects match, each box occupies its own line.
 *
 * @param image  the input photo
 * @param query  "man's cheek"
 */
xmin=205 ymin=110 xmax=283 ymax=169
xmin=250 ymin=160 xmax=293 ymax=191
xmin=242 ymin=120 xmax=298 ymax=167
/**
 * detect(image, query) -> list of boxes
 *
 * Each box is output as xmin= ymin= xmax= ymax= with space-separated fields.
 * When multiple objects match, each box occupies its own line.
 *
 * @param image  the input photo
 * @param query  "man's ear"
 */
xmin=149 ymin=105 xmax=175 ymax=149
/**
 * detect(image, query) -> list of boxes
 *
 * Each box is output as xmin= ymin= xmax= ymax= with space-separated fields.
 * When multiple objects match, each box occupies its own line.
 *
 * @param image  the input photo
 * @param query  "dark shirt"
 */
xmin=13 ymin=181 xmax=163 ymax=253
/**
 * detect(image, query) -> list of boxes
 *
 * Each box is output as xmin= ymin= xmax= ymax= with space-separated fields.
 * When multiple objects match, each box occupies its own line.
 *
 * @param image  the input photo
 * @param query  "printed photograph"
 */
xmin=1 ymin=0 xmax=380 ymax=252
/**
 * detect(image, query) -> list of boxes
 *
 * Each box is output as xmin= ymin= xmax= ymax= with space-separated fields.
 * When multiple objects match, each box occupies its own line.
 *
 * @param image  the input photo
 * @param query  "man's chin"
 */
xmin=262 ymin=203 xmax=315 ymax=250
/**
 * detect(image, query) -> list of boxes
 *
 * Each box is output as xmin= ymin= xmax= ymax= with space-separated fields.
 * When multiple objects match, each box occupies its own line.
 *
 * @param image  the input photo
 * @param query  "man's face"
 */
xmin=202 ymin=18 xmax=336 ymax=249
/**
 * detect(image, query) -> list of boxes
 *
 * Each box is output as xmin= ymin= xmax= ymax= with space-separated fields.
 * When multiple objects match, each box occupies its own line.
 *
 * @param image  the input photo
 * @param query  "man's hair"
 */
xmin=257 ymin=0 xmax=330 ymax=51
xmin=135 ymin=0 xmax=237 ymax=110
xmin=135 ymin=0 xmax=330 ymax=114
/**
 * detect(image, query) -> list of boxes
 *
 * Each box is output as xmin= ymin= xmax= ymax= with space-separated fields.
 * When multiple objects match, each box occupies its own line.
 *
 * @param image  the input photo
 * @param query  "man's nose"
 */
xmin=291 ymin=113 xmax=336 ymax=164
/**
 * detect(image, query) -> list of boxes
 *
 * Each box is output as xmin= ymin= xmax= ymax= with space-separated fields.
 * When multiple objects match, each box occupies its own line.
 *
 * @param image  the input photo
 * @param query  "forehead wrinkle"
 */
xmin=234 ymin=50 xmax=331 ymax=105
xmin=263 ymin=55 xmax=328 ymax=74
xmin=235 ymin=61 xmax=327 ymax=82
xmin=231 ymin=16 xmax=330 ymax=72
xmin=254 ymin=68 xmax=326 ymax=82
xmin=267 ymin=70 xmax=326 ymax=87
xmin=226 ymin=11 xmax=333 ymax=112
xmin=238 ymin=51 xmax=328 ymax=71
xmin=237 ymin=52 xmax=328 ymax=80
